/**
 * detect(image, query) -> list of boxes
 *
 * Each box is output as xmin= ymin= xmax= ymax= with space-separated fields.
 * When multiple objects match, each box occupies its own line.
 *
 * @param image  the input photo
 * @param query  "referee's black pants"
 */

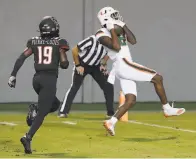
xmin=27 ymin=72 xmax=60 ymax=139
xmin=59 ymin=64 xmax=114 ymax=116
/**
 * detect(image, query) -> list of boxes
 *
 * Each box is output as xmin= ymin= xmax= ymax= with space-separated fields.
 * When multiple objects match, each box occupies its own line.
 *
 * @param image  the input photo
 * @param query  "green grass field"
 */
xmin=0 ymin=104 xmax=196 ymax=158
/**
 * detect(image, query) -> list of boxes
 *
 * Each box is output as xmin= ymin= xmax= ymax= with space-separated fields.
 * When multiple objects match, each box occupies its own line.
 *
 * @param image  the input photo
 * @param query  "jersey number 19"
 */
xmin=37 ymin=46 xmax=52 ymax=64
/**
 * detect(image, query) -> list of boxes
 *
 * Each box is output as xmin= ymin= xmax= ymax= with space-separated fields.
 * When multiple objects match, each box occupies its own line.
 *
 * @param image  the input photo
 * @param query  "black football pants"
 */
xmin=59 ymin=64 xmax=114 ymax=116
xmin=27 ymin=73 xmax=60 ymax=139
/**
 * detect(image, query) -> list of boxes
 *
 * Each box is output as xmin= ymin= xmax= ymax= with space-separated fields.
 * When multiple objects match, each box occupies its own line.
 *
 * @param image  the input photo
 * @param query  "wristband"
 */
xmin=75 ymin=64 xmax=81 ymax=67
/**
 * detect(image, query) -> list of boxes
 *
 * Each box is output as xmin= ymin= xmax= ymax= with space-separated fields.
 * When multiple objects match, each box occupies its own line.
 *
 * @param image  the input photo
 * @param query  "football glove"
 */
xmin=8 ymin=76 xmax=16 ymax=88
xmin=105 ymin=20 xmax=115 ymax=31
xmin=114 ymin=20 xmax=126 ymax=28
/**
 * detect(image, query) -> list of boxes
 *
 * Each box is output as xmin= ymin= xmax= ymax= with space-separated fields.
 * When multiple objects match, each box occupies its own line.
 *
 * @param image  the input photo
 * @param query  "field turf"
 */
xmin=0 ymin=102 xmax=196 ymax=158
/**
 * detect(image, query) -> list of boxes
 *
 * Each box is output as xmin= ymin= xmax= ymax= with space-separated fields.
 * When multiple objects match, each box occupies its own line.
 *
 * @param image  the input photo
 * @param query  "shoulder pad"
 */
xmin=95 ymin=28 xmax=111 ymax=40
xmin=26 ymin=39 xmax=32 ymax=48
xmin=26 ymin=36 xmax=40 ymax=47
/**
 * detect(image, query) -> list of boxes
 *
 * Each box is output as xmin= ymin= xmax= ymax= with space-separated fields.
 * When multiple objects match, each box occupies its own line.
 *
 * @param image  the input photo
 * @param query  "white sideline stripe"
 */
xmin=132 ymin=120 xmax=194 ymax=122
xmin=128 ymin=120 xmax=196 ymax=133
xmin=5 ymin=120 xmax=196 ymax=133
xmin=0 ymin=122 xmax=17 ymax=126
xmin=62 ymin=121 xmax=77 ymax=125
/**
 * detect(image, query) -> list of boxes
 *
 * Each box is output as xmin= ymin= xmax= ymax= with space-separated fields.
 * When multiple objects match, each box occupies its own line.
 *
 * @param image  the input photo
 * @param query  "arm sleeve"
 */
xmin=11 ymin=53 xmax=27 ymax=76
xmin=77 ymin=36 xmax=94 ymax=52
xmin=59 ymin=39 xmax=70 ymax=51
xmin=11 ymin=39 xmax=32 ymax=76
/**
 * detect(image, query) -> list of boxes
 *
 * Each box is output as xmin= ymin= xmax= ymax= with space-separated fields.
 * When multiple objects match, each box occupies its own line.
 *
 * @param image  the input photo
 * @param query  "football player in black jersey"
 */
xmin=8 ymin=16 xmax=69 ymax=154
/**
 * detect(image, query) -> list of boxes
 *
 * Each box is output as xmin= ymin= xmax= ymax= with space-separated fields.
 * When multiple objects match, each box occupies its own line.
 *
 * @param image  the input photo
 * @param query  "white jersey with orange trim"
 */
xmin=96 ymin=28 xmax=132 ymax=62
xmin=96 ymin=28 xmax=157 ymax=96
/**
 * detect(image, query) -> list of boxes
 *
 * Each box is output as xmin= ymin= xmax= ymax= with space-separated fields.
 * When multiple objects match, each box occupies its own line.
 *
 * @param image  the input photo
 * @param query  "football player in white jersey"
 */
xmin=96 ymin=7 xmax=186 ymax=136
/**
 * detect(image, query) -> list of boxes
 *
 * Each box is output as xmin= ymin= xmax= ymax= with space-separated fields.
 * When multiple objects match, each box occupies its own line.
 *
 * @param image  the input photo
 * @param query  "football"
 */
xmin=114 ymin=24 xmax=124 ymax=36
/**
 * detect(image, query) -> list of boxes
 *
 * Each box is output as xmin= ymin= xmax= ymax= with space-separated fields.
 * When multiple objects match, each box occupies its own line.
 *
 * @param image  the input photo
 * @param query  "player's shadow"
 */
xmin=124 ymin=136 xmax=177 ymax=142
xmin=33 ymin=152 xmax=87 ymax=158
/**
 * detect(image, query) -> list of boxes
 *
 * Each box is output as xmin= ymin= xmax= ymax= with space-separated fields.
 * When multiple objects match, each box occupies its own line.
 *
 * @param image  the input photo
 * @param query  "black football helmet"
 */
xmin=39 ymin=16 xmax=60 ymax=37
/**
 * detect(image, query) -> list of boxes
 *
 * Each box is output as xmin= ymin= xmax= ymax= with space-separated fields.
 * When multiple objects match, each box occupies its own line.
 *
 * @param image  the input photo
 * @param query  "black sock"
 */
xmin=27 ymin=114 xmax=45 ymax=139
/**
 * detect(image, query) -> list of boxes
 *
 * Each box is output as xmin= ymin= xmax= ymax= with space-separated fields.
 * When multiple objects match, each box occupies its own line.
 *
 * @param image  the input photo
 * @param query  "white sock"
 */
xmin=110 ymin=116 xmax=118 ymax=125
xmin=162 ymin=103 xmax=171 ymax=109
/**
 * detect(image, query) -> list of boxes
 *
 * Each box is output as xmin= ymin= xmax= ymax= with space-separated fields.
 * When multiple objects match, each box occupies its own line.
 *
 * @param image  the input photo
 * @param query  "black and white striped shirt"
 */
xmin=77 ymin=35 xmax=107 ymax=66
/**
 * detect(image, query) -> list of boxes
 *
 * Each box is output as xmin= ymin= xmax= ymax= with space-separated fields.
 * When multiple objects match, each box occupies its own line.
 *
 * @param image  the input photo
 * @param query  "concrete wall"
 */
xmin=0 ymin=0 xmax=196 ymax=102
xmin=0 ymin=0 xmax=84 ymax=102
xmin=92 ymin=0 xmax=196 ymax=102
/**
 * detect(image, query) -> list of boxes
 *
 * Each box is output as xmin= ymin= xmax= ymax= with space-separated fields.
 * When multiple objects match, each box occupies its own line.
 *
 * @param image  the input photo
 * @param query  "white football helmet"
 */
xmin=97 ymin=6 xmax=123 ymax=26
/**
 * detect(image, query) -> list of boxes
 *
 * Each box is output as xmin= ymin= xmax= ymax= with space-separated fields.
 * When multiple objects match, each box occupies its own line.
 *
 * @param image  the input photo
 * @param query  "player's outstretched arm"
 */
xmin=97 ymin=20 xmax=121 ymax=52
xmin=59 ymin=48 xmax=69 ymax=69
xmin=11 ymin=48 xmax=32 ymax=77
xmin=109 ymin=28 xmax=121 ymax=51
xmin=123 ymin=25 xmax=137 ymax=45
xmin=8 ymin=48 xmax=33 ymax=88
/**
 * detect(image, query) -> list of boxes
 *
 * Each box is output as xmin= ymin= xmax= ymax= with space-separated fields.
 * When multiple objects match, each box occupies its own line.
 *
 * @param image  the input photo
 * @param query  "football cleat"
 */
xmin=163 ymin=102 xmax=185 ymax=117
xmin=103 ymin=120 xmax=115 ymax=136
xmin=58 ymin=113 xmax=68 ymax=118
xmin=26 ymin=103 xmax=38 ymax=126
xmin=20 ymin=135 xmax=32 ymax=154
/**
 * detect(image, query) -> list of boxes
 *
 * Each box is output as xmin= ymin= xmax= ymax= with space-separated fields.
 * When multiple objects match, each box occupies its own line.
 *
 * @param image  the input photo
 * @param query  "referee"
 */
xmin=59 ymin=35 xmax=114 ymax=117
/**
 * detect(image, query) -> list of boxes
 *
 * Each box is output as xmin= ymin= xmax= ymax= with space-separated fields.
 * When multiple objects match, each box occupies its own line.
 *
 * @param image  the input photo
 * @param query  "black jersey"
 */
xmin=27 ymin=36 xmax=69 ymax=74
